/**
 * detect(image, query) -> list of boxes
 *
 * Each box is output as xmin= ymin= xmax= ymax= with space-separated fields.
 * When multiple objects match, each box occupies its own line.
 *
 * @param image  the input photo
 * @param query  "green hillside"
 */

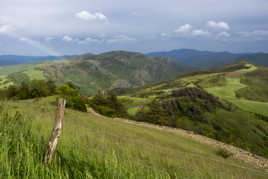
xmin=117 ymin=62 xmax=268 ymax=158
xmin=0 ymin=51 xmax=189 ymax=95
xmin=0 ymin=96 xmax=267 ymax=178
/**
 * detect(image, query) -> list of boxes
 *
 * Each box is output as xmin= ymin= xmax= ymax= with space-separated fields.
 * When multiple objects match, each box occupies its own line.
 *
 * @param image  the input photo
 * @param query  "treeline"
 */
xmin=0 ymin=80 xmax=56 ymax=100
xmin=0 ymin=80 xmax=88 ymax=112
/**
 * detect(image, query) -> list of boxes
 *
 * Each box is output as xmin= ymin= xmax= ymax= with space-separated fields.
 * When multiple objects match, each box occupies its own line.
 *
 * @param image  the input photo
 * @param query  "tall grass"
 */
xmin=0 ymin=106 xmax=170 ymax=178
xmin=1 ymin=98 xmax=267 ymax=178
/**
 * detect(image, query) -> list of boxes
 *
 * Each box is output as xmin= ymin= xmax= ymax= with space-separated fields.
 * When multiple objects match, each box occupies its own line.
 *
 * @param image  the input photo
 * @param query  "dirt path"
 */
xmin=87 ymin=107 xmax=268 ymax=173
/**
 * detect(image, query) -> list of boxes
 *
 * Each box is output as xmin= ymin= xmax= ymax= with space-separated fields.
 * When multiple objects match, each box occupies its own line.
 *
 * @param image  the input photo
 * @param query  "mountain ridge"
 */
xmin=147 ymin=49 xmax=268 ymax=68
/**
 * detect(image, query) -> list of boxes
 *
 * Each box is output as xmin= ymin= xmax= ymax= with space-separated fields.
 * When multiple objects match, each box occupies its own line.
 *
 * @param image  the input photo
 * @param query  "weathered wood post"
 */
xmin=44 ymin=98 xmax=66 ymax=164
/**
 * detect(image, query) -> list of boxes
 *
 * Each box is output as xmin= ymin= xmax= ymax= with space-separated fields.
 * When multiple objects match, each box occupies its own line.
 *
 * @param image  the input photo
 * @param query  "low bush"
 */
xmin=216 ymin=148 xmax=233 ymax=159
xmin=57 ymin=83 xmax=88 ymax=112
xmin=89 ymin=91 xmax=128 ymax=118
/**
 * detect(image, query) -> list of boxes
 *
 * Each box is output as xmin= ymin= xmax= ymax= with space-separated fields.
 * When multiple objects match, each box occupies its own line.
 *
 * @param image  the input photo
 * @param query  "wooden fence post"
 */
xmin=44 ymin=98 xmax=66 ymax=164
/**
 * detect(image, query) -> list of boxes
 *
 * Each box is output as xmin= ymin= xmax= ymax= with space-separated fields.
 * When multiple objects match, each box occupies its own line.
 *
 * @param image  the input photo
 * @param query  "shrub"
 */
xmin=65 ymin=95 xmax=88 ymax=112
xmin=57 ymin=83 xmax=88 ymax=112
xmin=89 ymin=91 xmax=128 ymax=118
xmin=216 ymin=148 xmax=233 ymax=159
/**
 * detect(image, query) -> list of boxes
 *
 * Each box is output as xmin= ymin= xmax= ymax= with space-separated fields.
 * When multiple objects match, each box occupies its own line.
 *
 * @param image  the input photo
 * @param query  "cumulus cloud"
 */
xmin=207 ymin=21 xmax=230 ymax=30
xmin=174 ymin=24 xmax=192 ymax=33
xmin=192 ymin=29 xmax=209 ymax=36
xmin=75 ymin=11 xmax=107 ymax=21
xmin=218 ymin=32 xmax=230 ymax=37
xmin=62 ymin=35 xmax=72 ymax=42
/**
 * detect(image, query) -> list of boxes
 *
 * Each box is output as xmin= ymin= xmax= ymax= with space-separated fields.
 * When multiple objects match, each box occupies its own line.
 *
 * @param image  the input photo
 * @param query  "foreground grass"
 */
xmin=0 ymin=96 xmax=267 ymax=178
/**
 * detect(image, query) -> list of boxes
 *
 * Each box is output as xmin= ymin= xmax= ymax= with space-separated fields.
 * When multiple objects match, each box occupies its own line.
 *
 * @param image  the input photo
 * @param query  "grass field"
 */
xmin=205 ymin=67 xmax=268 ymax=117
xmin=1 ymin=96 xmax=267 ymax=178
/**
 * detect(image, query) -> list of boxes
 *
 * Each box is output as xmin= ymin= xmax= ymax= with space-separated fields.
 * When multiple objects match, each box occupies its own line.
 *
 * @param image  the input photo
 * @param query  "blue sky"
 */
xmin=0 ymin=0 xmax=268 ymax=56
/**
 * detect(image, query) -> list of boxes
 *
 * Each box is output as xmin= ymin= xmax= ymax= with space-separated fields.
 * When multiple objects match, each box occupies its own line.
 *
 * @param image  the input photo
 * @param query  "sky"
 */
xmin=0 ymin=0 xmax=268 ymax=56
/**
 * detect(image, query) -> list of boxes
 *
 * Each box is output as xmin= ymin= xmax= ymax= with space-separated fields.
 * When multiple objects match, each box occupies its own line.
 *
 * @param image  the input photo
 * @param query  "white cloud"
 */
xmin=218 ymin=31 xmax=230 ymax=37
xmin=192 ymin=29 xmax=209 ymax=36
xmin=62 ymin=35 xmax=72 ymax=42
xmin=207 ymin=21 xmax=230 ymax=30
xmin=106 ymin=35 xmax=136 ymax=43
xmin=78 ymin=37 xmax=101 ymax=44
xmin=174 ymin=24 xmax=192 ymax=33
xmin=0 ymin=25 xmax=13 ymax=33
xmin=85 ymin=37 xmax=100 ymax=43
xmin=75 ymin=11 xmax=107 ymax=21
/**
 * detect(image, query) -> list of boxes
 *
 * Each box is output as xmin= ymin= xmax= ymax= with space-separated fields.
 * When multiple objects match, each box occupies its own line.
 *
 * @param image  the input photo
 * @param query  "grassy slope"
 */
xmin=118 ymin=62 xmax=268 ymax=158
xmin=205 ymin=65 xmax=268 ymax=116
xmin=1 ymin=96 xmax=267 ymax=178
xmin=206 ymin=78 xmax=268 ymax=116
xmin=122 ymin=63 xmax=268 ymax=117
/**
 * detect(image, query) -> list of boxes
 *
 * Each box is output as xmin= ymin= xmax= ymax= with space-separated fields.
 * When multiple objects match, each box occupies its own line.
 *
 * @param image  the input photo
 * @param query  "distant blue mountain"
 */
xmin=147 ymin=49 xmax=248 ymax=68
xmin=148 ymin=49 xmax=268 ymax=68
xmin=0 ymin=55 xmax=73 ymax=66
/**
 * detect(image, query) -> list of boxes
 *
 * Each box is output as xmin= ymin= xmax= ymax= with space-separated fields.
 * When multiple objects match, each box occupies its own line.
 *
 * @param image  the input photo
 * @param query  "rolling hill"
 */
xmin=117 ymin=62 xmax=268 ymax=158
xmin=0 ymin=51 xmax=191 ymax=95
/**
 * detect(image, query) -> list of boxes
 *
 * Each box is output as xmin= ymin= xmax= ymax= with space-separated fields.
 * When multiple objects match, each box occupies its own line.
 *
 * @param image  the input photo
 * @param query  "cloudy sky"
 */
xmin=0 ymin=0 xmax=268 ymax=56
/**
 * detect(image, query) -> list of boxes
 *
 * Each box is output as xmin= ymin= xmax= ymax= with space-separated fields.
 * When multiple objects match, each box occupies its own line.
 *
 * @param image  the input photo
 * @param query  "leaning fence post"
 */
xmin=44 ymin=98 xmax=66 ymax=164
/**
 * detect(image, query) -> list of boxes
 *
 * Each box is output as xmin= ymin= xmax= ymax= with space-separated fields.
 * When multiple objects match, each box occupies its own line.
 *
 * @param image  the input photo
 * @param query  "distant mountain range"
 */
xmin=2 ymin=49 xmax=267 ymax=69
xmin=0 ymin=55 xmax=74 ymax=66
xmin=147 ymin=49 xmax=268 ymax=68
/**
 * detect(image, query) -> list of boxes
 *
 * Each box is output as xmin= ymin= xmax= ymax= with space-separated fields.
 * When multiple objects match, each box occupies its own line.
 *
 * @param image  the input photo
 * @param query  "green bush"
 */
xmin=57 ymin=83 xmax=88 ymax=112
xmin=216 ymin=148 xmax=233 ymax=159
xmin=89 ymin=91 xmax=128 ymax=118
